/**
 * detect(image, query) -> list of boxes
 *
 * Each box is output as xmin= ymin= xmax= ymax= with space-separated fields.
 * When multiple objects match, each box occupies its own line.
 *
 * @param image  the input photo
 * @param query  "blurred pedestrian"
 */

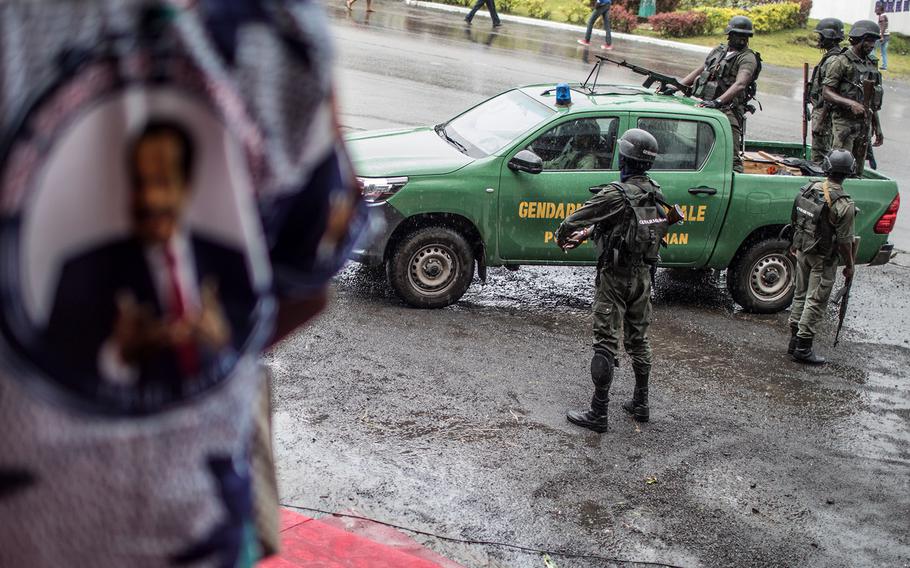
xmin=0 ymin=2 xmax=366 ymax=567
xmin=465 ymin=0 xmax=502 ymax=28
xmin=578 ymin=0 xmax=613 ymax=50
xmin=346 ymin=0 xmax=374 ymax=13
xmin=875 ymin=2 xmax=889 ymax=70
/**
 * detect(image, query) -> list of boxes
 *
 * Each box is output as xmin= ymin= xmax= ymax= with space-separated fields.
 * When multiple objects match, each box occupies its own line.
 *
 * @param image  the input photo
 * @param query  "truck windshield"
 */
xmin=444 ymin=90 xmax=553 ymax=157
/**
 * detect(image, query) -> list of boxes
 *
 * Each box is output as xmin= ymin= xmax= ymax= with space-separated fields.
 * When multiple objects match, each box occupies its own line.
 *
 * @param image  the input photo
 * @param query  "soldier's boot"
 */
xmin=622 ymin=372 xmax=650 ymax=422
xmin=792 ymin=337 xmax=826 ymax=365
xmin=787 ymin=323 xmax=799 ymax=355
xmin=567 ymin=352 xmax=613 ymax=433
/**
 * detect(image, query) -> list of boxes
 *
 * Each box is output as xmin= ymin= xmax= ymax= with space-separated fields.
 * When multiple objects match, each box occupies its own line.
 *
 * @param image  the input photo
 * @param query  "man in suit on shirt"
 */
xmin=45 ymin=120 xmax=256 ymax=405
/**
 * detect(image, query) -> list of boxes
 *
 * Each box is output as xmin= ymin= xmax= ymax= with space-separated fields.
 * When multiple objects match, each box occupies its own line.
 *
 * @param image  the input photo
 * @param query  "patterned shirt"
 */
xmin=0 ymin=1 xmax=366 ymax=566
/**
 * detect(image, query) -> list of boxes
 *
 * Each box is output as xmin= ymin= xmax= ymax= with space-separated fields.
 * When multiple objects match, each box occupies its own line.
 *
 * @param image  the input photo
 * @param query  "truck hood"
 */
xmin=346 ymin=127 xmax=474 ymax=177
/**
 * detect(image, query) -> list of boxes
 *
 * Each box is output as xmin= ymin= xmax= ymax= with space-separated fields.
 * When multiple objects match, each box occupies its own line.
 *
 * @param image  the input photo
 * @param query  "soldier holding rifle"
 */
xmin=822 ymin=20 xmax=884 ymax=177
xmin=673 ymin=16 xmax=761 ymax=173
xmin=787 ymin=150 xmax=857 ymax=365
xmin=806 ymin=18 xmax=846 ymax=163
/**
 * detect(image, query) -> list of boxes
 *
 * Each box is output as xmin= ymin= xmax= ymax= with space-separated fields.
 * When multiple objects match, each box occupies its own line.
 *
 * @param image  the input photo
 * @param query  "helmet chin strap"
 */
xmin=620 ymin=158 xmax=647 ymax=182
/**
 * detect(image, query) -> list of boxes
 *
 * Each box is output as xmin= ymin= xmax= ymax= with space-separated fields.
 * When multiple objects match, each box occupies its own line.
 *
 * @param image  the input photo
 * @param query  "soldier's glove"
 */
xmin=699 ymin=98 xmax=723 ymax=109
xmin=658 ymin=84 xmax=679 ymax=96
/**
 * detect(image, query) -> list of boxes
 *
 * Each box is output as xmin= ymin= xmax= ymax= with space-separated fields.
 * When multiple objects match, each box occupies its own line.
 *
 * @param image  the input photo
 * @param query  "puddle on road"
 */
xmin=830 ymin=370 xmax=910 ymax=465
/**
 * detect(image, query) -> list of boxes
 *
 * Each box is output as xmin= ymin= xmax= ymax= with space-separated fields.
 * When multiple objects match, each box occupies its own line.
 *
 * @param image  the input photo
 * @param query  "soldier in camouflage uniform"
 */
xmin=678 ymin=16 xmax=760 ymax=173
xmin=822 ymin=19 xmax=884 ymax=177
xmin=787 ymin=150 xmax=856 ymax=365
xmin=809 ymin=18 xmax=846 ymax=163
xmin=556 ymin=129 xmax=668 ymax=432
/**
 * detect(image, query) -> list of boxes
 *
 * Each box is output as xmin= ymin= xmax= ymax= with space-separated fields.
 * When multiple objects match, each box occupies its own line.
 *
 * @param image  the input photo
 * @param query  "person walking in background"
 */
xmin=875 ymin=2 xmax=889 ymax=71
xmin=345 ymin=0 xmax=374 ymax=12
xmin=578 ymin=0 xmax=613 ymax=50
xmin=465 ymin=0 xmax=502 ymax=28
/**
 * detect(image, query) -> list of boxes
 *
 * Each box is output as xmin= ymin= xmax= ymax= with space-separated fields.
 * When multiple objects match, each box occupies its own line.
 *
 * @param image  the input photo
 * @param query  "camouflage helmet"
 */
xmin=823 ymin=149 xmax=856 ymax=176
xmin=725 ymin=15 xmax=754 ymax=37
xmin=849 ymin=20 xmax=881 ymax=40
xmin=618 ymin=128 xmax=659 ymax=165
xmin=814 ymin=18 xmax=845 ymax=41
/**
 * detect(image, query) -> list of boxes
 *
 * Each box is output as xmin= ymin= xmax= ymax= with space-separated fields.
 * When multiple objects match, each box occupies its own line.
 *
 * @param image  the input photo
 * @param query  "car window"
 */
xmin=446 ymin=90 xmax=554 ymax=157
xmin=637 ymin=118 xmax=715 ymax=171
xmin=527 ymin=117 xmax=618 ymax=171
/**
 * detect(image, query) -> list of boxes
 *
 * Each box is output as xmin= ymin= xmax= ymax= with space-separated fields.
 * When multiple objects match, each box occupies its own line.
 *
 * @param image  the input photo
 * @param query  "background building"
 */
xmin=810 ymin=0 xmax=910 ymax=34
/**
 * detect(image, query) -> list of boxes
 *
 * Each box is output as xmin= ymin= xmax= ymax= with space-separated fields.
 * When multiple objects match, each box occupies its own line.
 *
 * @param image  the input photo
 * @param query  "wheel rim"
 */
xmin=749 ymin=252 xmax=793 ymax=303
xmin=407 ymin=243 xmax=459 ymax=297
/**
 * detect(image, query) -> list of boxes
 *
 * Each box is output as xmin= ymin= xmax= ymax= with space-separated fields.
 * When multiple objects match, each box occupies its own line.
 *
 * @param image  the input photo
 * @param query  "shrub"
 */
xmin=695 ymin=7 xmax=743 ymax=33
xmin=797 ymin=0 xmax=812 ymax=26
xmin=649 ymin=10 xmax=709 ymax=37
xmin=611 ymin=3 xmax=640 ymax=33
xmin=749 ymin=2 xmax=800 ymax=32
xmin=656 ymin=0 xmax=681 ymax=12
xmin=523 ymin=0 xmax=551 ymax=19
xmin=695 ymin=2 xmax=801 ymax=33
xmin=565 ymin=0 xmax=591 ymax=24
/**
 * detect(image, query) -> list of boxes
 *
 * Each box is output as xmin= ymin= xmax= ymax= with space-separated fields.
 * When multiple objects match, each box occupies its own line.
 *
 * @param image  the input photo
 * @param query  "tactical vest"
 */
xmin=836 ymin=51 xmax=884 ymax=111
xmin=809 ymin=47 xmax=845 ymax=107
xmin=692 ymin=45 xmax=761 ymax=109
xmin=594 ymin=178 xmax=668 ymax=267
xmin=791 ymin=180 xmax=848 ymax=256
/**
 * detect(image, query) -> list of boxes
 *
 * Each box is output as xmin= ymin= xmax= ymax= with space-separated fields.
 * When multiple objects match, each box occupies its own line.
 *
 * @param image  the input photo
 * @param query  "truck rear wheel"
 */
xmin=727 ymin=237 xmax=795 ymax=313
xmin=387 ymin=226 xmax=474 ymax=308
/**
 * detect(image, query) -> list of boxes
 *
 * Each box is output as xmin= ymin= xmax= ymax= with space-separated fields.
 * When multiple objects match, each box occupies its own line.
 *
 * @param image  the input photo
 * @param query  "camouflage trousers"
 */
xmin=810 ymin=106 xmax=833 ymax=163
xmin=831 ymin=115 xmax=869 ymax=176
xmin=723 ymin=108 xmax=745 ymax=173
xmin=788 ymin=251 xmax=837 ymax=339
xmin=592 ymin=263 xmax=653 ymax=376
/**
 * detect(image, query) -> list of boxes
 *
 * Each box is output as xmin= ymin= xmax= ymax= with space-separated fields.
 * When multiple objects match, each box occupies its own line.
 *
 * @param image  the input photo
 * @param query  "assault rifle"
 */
xmin=855 ymin=78 xmax=876 ymax=174
xmin=596 ymin=55 xmax=692 ymax=96
xmin=832 ymin=237 xmax=860 ymax=347
xmin=802 ymin=62 xmax=810 ymax=153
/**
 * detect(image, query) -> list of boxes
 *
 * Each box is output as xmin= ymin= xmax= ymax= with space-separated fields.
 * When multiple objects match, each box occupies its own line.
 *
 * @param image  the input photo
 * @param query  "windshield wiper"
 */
xmin=435 ymin=124 xmax=467 ymax=155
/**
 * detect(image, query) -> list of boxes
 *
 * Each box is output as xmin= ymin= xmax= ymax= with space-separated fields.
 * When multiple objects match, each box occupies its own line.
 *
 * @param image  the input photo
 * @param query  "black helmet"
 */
xmin=814 ymin=18 xmax=845 ymax=41
xmin=823 ymin=149 xmax=856 ymax=176
xmin=725 ymin=15 xmax=754 ymax=37
xmin=618 ymin=128 xmax=659 ymax=164
xmin=849 ymin=20 xmax=881 ymax=40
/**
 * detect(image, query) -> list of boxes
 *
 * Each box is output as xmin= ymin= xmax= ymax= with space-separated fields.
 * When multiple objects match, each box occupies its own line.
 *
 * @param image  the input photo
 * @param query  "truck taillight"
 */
xmin=874 ymin=194 xmax=900 ymax=234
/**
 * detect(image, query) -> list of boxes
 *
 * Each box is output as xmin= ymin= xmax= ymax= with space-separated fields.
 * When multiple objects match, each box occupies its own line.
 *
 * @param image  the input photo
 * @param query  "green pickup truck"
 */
xmin=347 ymin=84 xmax=899 ymax=311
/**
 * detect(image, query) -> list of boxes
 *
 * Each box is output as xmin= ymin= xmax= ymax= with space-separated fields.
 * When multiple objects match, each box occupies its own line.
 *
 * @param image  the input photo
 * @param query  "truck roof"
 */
xmin=518 ymin=84 xmax=710 ymax=117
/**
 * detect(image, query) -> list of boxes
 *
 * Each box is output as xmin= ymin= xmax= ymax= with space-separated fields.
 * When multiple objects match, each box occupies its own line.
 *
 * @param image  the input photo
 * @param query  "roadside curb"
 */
xmin=403 ymin=0 xmax=712 ymax=54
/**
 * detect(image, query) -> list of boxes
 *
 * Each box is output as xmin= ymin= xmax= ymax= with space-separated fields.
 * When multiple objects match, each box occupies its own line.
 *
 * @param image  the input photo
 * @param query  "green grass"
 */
xmin=637 ymin=22 xmax=910 ymax=79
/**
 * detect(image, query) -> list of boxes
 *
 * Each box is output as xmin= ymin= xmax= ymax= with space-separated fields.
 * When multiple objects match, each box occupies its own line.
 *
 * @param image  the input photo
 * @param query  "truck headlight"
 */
xmin=357 ymin=176 xmax=408 ymax=203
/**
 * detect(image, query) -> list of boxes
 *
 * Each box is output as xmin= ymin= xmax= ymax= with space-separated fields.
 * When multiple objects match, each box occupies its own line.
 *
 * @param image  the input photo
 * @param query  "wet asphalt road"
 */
xmin=265 ymin=4 xmax=910 ymax=567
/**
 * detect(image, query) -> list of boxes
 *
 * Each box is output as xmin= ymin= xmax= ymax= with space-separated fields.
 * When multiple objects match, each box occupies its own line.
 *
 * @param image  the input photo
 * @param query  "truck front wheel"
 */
xmin=387 ymin=226 xmax=475 ymax=308
xmin=727 ymin=237 xmax=795 ymax=313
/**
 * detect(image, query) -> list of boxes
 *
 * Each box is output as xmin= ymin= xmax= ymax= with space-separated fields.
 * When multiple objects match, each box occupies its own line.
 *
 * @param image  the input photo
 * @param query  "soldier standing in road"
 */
xmin=677 ymin=16 xmax=761 ymax=173
xmin=808 ymin=18 xmax=846 ymax=164
xmin=555 ymin=129 xmax=669 ymax=432
xmin=787 ymin=149 xmax=856 ymax=365
xmin=822 ymin=20 xmax=884 ymax=177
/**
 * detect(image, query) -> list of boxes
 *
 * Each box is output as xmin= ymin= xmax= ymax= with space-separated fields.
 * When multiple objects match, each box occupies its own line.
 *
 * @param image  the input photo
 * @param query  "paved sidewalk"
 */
xmin=405 ymin=0 xmax=711 ymax=54
xmin=259 ymin=509 xmax=464 ymax=568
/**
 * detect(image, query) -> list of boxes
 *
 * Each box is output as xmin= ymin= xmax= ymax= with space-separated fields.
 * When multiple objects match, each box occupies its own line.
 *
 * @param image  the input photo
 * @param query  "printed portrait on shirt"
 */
xmin=0 ymin=53 xmax=273 ymax=415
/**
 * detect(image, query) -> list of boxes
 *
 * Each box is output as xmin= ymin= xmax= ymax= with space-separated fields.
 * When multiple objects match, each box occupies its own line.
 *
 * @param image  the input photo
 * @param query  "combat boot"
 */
xmin=792 ymin=337 xmax=826 ymax=365
xmin=567 ymin=352 xmax=613 ymax=433
xmin=787 ymin=323 xmax=799 ymax=355
xmin=622 ymin=372 xmax=650 ymax=422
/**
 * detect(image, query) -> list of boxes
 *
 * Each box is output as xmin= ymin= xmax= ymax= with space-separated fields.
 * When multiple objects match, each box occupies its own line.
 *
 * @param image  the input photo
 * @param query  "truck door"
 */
xmin=630 ymin=114 xmax=730 ymax=266
xmin=497 ymin=114 xmax=627 ymax=262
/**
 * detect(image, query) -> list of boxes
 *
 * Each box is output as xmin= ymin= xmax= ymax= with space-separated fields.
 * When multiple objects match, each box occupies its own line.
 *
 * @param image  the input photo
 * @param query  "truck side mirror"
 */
xmin=508 ymin=150 xmax=543 ymax=175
